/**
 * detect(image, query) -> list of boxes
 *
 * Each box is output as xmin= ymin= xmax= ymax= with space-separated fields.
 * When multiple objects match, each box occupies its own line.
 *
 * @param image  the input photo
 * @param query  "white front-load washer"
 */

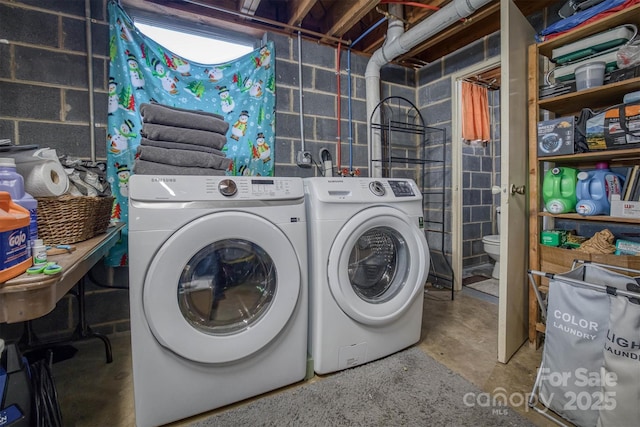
xmin=128 ymin=175 xmax=308 ymax=427
xmin=304 ymin=177 xmax=429 ymax=375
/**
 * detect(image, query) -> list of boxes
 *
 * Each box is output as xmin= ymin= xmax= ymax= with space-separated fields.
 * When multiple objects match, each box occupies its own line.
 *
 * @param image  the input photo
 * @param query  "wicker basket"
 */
xmin=36 ymin=195 xmax=115 ymax=245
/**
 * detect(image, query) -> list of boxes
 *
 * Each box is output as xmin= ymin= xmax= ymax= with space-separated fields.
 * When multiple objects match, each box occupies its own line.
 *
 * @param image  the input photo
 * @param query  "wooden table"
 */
xmin=0 ymin=223 xmax=124 ymax=362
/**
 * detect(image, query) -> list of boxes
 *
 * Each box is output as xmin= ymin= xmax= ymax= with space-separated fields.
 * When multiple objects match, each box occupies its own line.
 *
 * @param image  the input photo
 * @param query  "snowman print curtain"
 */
xmin=106 ymin=0 xmax=276 ymax=266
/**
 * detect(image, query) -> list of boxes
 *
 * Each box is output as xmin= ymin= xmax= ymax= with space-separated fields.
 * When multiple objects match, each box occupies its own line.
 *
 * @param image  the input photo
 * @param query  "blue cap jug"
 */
xmin=575 ymin=162 xmax=625 ymax=216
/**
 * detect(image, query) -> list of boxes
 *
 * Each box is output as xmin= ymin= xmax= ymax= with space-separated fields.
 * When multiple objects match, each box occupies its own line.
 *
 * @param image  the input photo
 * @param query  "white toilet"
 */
xmin=482 ymin=207 xmax=501 ymax=279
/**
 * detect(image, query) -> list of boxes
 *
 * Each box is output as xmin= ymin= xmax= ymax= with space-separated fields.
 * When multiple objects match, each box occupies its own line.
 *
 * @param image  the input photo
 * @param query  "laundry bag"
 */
xmin=538 ymin=266 xmax=610 ymax=427
xmin=597 ymin=275 xmax=640 ymax=427
xmin=530 ymin=263 xmax=639 ymax=427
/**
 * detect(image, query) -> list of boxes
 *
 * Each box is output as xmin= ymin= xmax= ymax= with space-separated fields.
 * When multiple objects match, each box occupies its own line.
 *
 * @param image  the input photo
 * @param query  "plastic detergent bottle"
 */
xmin=0 ymin=192 xmax=32 ymax=282
xmin=0 ymin=158 xmax=38 ymax=249
xmin=542 ymin=167 xmax=578 ymax=214
xmin=575 ymin=162 xmax=625 ymax=216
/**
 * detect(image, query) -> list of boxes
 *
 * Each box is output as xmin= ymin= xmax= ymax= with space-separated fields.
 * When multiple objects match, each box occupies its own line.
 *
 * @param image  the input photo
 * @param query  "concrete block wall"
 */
xmin=416 ymin=34 xmax=504 ymax=282
xmin=0 ymin=0 xmax=413 ymax=340
xmin=462 ymin=142 xmax=495 ymax=268
xmin=273 ymin=32 xmax=412 ymax=178
xmin=0 ymin=0 xmax=109 ymax=158
xmin=0 ymin=0 xmax=120 ymax=342
xmin=416 ymin=63 xmax=450 ymax=284
xmin=0 ymin=0 xmax=561 ymax=338
xmin=271 ymin=32 xmax=374 ymax=177
xmin=416 ymin=4 xmax=560 ymax=280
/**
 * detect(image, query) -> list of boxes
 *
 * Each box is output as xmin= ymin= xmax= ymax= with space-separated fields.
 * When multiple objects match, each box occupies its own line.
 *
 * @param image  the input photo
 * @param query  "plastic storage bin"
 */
xmin=551 ymin=25 xmax=635 ymax=65
xmin=553 ymin=51 xmax=616 ymax=82
xmin=575 ymin=61 xmax=605 ymax=91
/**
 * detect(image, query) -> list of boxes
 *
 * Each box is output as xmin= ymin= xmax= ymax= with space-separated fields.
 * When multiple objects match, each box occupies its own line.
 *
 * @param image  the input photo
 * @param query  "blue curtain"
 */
xmin=106 ymin=1 xmax=276 ymax=266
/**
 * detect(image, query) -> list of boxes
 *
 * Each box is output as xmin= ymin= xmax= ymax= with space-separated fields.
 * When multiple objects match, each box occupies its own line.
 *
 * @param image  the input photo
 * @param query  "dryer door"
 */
xmin=327 ymin=206 xmax=428 ymax=326
xmin=143 ymin=211 xmax=301 ymax=364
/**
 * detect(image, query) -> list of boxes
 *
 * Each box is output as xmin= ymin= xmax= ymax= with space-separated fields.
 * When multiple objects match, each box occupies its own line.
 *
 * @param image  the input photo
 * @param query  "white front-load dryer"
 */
xmin=128 ymin=175 xmax=308 ymax=427
xmin=304 ymin=177 xmax=429 ymax=375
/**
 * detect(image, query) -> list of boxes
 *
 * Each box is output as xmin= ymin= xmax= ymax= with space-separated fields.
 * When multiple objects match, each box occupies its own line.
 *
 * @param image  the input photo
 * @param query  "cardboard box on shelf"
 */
xmin=586 ymin=102 xmax=640 ymax=150
xmin=615 ymin=239 xmax=640 ymax=255
xmin=610 ymin=194 xmax=640 ymax=219
xmin=540 ymin=229 xmax=568 ymax=247
xmin=537 ymin=117 xmax=575 ymax=157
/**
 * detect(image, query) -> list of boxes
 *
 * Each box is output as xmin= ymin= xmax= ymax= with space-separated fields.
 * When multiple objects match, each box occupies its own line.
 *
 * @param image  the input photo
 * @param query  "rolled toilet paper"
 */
xmin=22 ymin=160 xmax=70 ymax=197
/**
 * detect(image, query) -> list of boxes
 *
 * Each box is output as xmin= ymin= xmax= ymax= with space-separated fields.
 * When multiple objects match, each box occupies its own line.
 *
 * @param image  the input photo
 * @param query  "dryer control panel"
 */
xmin=305 ymin=177 xmax=421 ymax=204
xmin=368 ymin=180 xmax=418 ymax=197
xmin=388 ymin=180 xmax=415 ymax=197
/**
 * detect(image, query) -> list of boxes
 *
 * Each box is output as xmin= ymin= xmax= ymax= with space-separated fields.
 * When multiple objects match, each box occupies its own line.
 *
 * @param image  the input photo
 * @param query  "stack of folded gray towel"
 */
xmin=135 ymin=102 xmax=231 ymax=176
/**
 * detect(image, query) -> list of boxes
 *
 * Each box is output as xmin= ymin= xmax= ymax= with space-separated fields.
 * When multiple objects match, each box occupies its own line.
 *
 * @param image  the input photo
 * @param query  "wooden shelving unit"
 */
xmin=538 ymin=212 xmax=640 ymax=224
xmin=538 ymin=77 xmax=640 ymax=115
xmin=527 ymin=4 xmax=640 ymax=348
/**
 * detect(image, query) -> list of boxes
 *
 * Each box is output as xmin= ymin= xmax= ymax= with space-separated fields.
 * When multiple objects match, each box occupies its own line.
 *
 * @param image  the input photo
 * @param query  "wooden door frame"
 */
xmin=451 ymin=57 xmax=501 ymax=292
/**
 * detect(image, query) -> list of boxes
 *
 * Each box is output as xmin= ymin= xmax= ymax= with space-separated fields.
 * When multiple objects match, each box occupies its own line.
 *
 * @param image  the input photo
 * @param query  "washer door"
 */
xmin=143 ymin=211 xmax=300 ymax=364
xmin=327 ymin=206 xmax=428 ymax=326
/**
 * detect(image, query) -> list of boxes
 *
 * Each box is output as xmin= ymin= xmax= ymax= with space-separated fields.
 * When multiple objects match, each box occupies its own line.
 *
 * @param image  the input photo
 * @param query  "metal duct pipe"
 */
xmin=366 ymin=0 xmax=492 ymax=176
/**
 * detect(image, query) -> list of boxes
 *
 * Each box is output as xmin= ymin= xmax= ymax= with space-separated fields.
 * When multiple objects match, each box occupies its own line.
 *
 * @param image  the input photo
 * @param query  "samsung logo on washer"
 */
xmin=151 ymin=177 xmax=176 ymax=183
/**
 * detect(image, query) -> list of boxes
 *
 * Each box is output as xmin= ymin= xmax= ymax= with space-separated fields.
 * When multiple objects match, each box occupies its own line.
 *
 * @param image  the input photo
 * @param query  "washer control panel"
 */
xmin=129 ymin=175 xmax=304 ymax=201
xmin=216 ymin=178 xmax=298 ymax=198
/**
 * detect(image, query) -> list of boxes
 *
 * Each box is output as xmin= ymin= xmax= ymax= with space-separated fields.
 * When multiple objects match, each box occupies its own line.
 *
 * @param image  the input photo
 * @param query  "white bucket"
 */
xmin=575 ymin=61 xmax=606 ymax=91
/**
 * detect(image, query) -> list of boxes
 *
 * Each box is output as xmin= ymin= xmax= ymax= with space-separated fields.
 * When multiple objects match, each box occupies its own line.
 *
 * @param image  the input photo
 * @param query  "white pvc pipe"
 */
xmin=386 ymin=4 xmax=406 ymax=42
xmin=367 ymin=3 xmax=403 ymax=178
xmin=366 ymin=0 xmax=492 ymax=176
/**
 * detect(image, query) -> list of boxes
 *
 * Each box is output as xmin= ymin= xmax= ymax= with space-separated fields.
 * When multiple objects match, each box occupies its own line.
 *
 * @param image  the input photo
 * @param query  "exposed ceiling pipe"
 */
xmin=180 ymin=0 xmax=348 ymax=45
xmin=348 ymin=16 xmax=388 ymax=175
xmin=366 ymin=0 xmax=492 ymax=177
xmin=385 ymin=4 xmax=406 ymax=56
xmin=367 ymin=3 xmax=403 ymax=178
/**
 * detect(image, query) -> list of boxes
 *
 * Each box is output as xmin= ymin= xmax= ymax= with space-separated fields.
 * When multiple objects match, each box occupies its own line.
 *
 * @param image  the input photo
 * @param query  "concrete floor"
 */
xmin=52 ymin=287 xmax=553 ymax=426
